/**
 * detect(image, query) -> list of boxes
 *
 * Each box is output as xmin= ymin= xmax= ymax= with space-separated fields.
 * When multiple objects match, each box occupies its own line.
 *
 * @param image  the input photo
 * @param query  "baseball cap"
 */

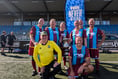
xmin=40 ymin=31 xmax=48 ymax=36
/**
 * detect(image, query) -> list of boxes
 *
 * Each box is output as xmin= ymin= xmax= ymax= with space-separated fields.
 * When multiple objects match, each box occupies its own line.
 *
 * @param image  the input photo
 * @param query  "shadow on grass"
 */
xmin=89 ymin=63 xmax=118 ymax=79
xmin=6 ymin=55 xmax=29 ymax=59
xmin=100 ymin=52 xmax=118 ymax=54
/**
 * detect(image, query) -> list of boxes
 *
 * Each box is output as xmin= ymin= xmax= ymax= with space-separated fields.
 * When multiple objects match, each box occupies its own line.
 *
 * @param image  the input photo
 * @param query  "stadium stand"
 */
xmin=1 ymin=24 xmax=118 ymax=41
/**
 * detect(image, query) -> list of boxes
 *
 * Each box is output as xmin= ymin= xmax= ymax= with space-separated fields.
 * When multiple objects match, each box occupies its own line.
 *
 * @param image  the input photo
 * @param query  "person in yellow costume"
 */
xmin=33 ymin=31 xmax=62 ymax=79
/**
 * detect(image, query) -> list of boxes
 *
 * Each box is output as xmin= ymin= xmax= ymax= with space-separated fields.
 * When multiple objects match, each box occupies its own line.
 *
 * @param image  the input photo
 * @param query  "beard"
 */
xmin=76 ymin=43 xmax=82 ymax=47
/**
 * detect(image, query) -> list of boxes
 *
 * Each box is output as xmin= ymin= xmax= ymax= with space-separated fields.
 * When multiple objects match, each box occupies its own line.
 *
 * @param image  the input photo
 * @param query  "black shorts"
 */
xmin=8 ymin=42 xmax=13 ymax=46
xmin=1 ymin=43 xmax=6 ymax=48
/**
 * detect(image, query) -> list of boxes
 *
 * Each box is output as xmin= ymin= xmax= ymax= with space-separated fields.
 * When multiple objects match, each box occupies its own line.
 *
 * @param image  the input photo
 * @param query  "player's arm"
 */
xmin=77 ymin=57 xmax=90 ymax=74
xmin=52 ymin=41 xmax=62 ymax=64
xmin=33 ymin=45 xmax=42 ymax=68
xmin=13 ymin=35 xmax=16 ymax=40
xmin=83 ymin=48 xmax=90 ymax=67
xmin=83 ymin=30 xmax=87 ymax=46
xmin=30 ymin=27 xmax=38 ymax=45
xmin=69 ymin=32 xmax=72 ymax=44
xmin=98 ymin=30 xmax=106 ymax=47
xmin=69 ymin=56 xmax=73 ymax=72
xmin=30 ymin=34 xmax=36 ymax=44
xmin=67 ymin=31 xmax=71 ymax=43
xmin=83 ymin=57 xmax=90 ymax=67
xmin=68 ymin=48 xmax=75 ymax=77
xmin=78 ymin=48 xmax=90 ymax=74
xmin=69 ymin=56 xmax=75 ymax=77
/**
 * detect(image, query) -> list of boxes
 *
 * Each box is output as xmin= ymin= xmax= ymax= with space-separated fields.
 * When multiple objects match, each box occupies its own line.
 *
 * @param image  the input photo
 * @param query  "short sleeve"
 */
xmin=30 ymin=26 xmax=35 ymax=35
xmin=66 ymin=31 xmax=70 ymax=38
xmin=70 ymin=31 xmax=73 ymax=39
xmin=97 ymin=29 xmax=104 ymax=36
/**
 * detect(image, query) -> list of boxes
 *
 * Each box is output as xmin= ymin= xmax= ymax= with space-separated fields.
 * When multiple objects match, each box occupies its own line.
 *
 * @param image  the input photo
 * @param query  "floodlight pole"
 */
xmin=21 ymin=13 xmax=24 ymax=26
xmin=47 ymin=13 xmax=50 ymax=26
xmin=99 ymin=12 xmax=102 ymax=25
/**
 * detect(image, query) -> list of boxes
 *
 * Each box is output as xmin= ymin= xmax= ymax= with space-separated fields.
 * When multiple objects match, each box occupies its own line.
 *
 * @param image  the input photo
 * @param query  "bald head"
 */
xmin=50 ymin=18 xmax=56 ymax=28
xmin=88 ymin=18 xmax=95 ymax=27
xmin=38 ymin=18 xmax=44 ymax=26
xmin=74 ymin=20 xmax=79 ymax=27
xmin=79 ymin=20 xmax=83 ymax=28
xmin=60 ymin=22 xmax=66 ymax=31
xmin=76 ymin=36 xmax=83 ymax=47
xmin=11 ymin=32 xmax=14 ymax=35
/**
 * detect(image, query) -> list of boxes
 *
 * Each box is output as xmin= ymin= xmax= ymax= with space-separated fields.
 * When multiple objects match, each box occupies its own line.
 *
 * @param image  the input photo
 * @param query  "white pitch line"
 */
xmin=91 ymin=61 xmax=118 ymax=64
xmin=100 ymin=61 xmax=118 ymax=64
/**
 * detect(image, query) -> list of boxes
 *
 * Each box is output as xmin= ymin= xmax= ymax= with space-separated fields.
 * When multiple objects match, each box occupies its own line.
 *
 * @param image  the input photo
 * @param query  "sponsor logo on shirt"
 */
xmin=53 ymin=31 xmax=58 ymax=34
xmin=90 ymin=32 xmax=95 ymax=36
xmin=61 ymin=33 xmax=65 ymax=36
xmin=76 ymin=33 xmax=81 ymax=37
xmin=61 ymin=33 xmax=66 ymax=38
xmin=74 ymin=54 xmax=84 ymax=58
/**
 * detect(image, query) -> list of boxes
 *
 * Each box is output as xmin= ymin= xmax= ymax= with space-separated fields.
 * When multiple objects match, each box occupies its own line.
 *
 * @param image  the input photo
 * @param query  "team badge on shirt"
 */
xmin=48 ymin=45 xmax=50 ymax=48
xmin=61 ymin=33 xmax=65 ymax=36
xmin=78 ymin=54 xmax=84 ymax=58
xmin=73 ymin=54 xmax=84 ymax=58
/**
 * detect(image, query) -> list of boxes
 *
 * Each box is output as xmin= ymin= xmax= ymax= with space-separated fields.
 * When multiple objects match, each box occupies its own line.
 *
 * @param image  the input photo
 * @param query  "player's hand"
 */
xmin=70 ymin=71 xmax=74 ymax=76
xmin=77 ymin=65 xmax=84 ymax=74
xmin=34 ymin=42 xmax=38 ymax=45
xmin=53 ymin=62 xmax=59 ymax=68
xmin=60 ymin=39 xmax=62 ymax=43
xmin=69 ymin=71 xmax=75 ymax=79
xmin=60 ymin=36 xmax=63 ymax=43
xmin=97 ymin=43 xmax=102 ymax=48
xmin=41 ymin=67 xmax=45 ymax=73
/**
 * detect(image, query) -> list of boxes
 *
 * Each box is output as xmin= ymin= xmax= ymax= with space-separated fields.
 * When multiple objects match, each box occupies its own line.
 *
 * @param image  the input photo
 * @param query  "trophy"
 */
xmin=62 ymin=38 xmax=69 ymax=56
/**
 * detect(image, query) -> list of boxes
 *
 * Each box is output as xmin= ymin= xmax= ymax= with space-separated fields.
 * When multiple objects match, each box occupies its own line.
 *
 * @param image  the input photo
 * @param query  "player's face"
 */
xmin=11 ymin=32 xmax=13 ymax=35
xmin=74 ymin=21 xmax=79 ymax=27
xmin=79 ymin=20 xmax=83 ymax=26
xmin=50 ymin=20 xmax=56 ymax=27
xmin=41 ymin=35 xmax=48 ymax=41
xmin=76 ymin=37 xmax=83 ymax=47
xmin=38 ymin=19 xmax=44 ymax=26
xmin=3 ymin=32 xmax=6 ymax=35
xmin=89 ymin=19 xmax=95 ymax=27
xmin=60 ymin=23 xmax=65 ymax=31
